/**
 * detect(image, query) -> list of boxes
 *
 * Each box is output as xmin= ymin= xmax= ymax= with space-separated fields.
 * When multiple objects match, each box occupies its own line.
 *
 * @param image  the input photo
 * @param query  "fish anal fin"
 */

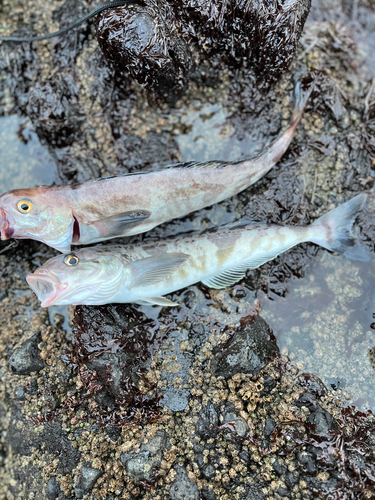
xmin=131 ymin=252 xmax=189 ymax=288
xmin=88 ymin=210 xmax=151 ymax=238
xmin=202 ymin=254 xmax=275 ymax=290
xmin=135 ymin=296 xmax=178 ymax=307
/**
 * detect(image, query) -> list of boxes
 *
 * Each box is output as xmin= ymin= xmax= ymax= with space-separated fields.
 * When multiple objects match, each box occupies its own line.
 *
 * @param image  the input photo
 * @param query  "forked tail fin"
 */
xmin=310 ymin=194 xmax=369 ymax=261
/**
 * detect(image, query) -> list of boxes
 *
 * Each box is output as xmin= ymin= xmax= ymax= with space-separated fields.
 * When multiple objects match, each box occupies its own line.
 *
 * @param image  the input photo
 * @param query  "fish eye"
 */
xmin=17 ymin=200 xmax=33 ymax=213
xmin=64 ymin=254 xmax=79 ymax=266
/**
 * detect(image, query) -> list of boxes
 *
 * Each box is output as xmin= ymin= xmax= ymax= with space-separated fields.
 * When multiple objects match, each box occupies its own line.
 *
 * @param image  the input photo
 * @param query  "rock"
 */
xmin=308 ymin=405 xmax=335 ymax=435
xmin=264 ymin=418 xmax=276 ymax=438
xmin=202 ymin=486 xmax=217 ymax=500
xmin=221 ymin=406 xmax=249 ymax=440
xmin=74 ymin=464 xmax=104 ymax=499
xmin=169 ymin=465 xmax=199 ymax=500
xmin=297 ymin=451 xmax=317 ymax=474
xmin=211 ymin=315 xmax=278 ymax=378
xmin=161 ymin=387 xmax=190 ymax=412
xmin=8 ymin=331 xmax=45 ymax=375
xmin=244 ymin=479 xmax=266 ymax=500
xmin=45 ymin=477 xmax=61 ymax=500
xmin=195 ymin=402 xmax=219 ymax=439
xmin=121 ymin=430 xmax=169 ymax=484
xmin=201 ymin=464 xmax=216 ymax=480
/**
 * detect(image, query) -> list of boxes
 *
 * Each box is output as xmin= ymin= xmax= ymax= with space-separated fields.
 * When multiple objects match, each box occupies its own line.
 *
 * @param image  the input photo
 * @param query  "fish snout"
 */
xmin=0 ymin=208 xmax=14 ymax=240
xmin=27 ymin=269 xmax=68 ymax=308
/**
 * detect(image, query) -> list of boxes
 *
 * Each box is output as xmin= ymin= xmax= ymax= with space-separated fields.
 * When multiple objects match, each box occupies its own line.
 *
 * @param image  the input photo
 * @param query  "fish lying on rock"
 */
xmin=0 ymin=84 xmax=311 ymax=253
xmin=26 ymin=194 xmax=368 ymax=308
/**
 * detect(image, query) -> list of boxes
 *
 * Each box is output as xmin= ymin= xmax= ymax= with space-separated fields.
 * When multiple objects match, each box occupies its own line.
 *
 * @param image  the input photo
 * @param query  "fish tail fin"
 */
xmin=310 ymin=194 xmax=369 ymax=261
xmin=291 ymin=80 xmax=313 ymax=126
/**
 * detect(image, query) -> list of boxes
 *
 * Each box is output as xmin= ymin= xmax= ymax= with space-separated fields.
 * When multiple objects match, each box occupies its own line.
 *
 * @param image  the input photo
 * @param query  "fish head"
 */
xmin=26 ymin=247 xmax=126 ymax=307
xmin=0 ymin=187 xmax=74 ymax=253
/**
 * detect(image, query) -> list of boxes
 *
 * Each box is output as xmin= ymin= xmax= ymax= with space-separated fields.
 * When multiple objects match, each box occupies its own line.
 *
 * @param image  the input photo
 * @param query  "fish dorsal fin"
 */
xmin=87 ymin=210 xmax=151 ymax=238
xmin=130 ymin=253 xmax=189 ymax=288
xmin=201 ymin=253 xmax=276 ymax=290
xmin=135 ymin=296 xmax=178 ymax=307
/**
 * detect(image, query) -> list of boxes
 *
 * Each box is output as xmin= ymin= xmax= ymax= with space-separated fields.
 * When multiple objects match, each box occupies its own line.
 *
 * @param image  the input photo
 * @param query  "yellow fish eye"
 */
xmin=17 ymin=200 xmax=33 ymax=213
xmin=64 ymin=254 xmax=80 ymax=266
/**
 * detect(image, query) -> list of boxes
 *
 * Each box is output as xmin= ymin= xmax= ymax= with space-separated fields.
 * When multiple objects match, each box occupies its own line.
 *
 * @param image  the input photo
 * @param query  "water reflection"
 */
xmin=173 ymin=101 xmax=263 ymax=163
xmin=260 ymin=251 xmax=375 ymax=412
xmin=0 ymin=115 xmax=58 ymax=193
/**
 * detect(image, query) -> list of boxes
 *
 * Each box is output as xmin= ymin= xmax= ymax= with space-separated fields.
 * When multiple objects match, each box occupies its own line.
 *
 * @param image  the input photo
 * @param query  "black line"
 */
xmin=0 ymin=0 xmax=141 ymax=43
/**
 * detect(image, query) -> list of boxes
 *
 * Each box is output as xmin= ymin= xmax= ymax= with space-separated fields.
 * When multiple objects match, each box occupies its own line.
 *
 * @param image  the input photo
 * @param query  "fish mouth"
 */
xmin=26 ymin=270 xmax=68 ymax=308
xmin=0 ymin=208 xmax=14 ymax=240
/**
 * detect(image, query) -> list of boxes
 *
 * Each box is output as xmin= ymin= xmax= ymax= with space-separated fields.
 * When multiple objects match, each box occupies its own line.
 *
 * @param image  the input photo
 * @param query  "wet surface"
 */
xmin=1 ymin=0 xmax=375 ymax=498
xmin=0 ymin=115 xmax=58 ymax=192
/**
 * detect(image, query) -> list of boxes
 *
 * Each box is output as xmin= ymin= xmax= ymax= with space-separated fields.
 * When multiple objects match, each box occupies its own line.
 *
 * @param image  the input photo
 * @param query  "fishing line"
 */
xmin=0 ymin=0 xmax=141 ymax=43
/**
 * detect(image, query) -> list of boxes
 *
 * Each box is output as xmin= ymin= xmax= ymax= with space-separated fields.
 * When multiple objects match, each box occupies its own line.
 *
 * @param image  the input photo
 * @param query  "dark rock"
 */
xmin=161 ymin=387 xmax=190 ymax=412
xmin=244 ymin=479 xmax=266 ymax=499
xmin=201 ymin=464 xmax=216 ymax=480
xmin=260 ymin=372 xmax=278 ymax=396
xmin=239 ymin=450 xmax=250 ymax=463
xmin=211 ymin=315 xmax=278 ymax=378
xmin=195 ymin=402 xmax=219 ymax=438
xmin=74 ymin=464 xmax=104 ymax=499
xmin=120 ymin=430 xmax=169 ymax=483
xmin=169 ymin=465 xmax=199 ymax=500
xmin=307 ymin=405 xmax=335 ymax=435
xmin=277 ymin=486 xmax=291 ymax=498
xmin=8 ymin=331 xmax=45 ymax=375
xmin=285 ymin=472 xmax=298 ymax=489
xmin=45 ymin=477 xmax=61 ymax=500
xmin=96 ymin=2 xmax=193 ymax=94
xmin=264 ymin=418 xmax=276 ymax=438
xmin=272 ymin=459 xmax=286 ymax=476
xmin=96 ymin=0 xmax=311 ymax=91
xmin=202 ymin=486 xmax=216 ymax=500
xmin=14 ymin=386 xmax=26 ymax=400
xmin=297 ymin=451 xmax=317 ymax=474
xmin=221 ymin=406 xmax=249 ymax=440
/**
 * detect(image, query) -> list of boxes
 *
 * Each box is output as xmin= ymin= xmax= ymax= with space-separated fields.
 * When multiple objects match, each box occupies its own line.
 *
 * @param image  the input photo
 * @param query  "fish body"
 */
xmin=0 ymin=84 xmax=311 ymax=253
xmin=26 ymin=194 xmax=368 ymax=307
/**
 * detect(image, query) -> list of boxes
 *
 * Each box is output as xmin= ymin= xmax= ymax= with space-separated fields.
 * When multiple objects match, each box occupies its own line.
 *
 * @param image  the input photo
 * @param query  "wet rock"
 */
xmin=120 ymin=430 xmax=169 ymax=483
xmin=264 ymin=417 xmax=276 ymax=438
xmin=195 ymin=402 xmax=219 ymax=439
xmin=8 ymin=331 xmax=45 ymax=375
xmin=169 ymin=465 xmax=199 ymax=500
xmin=297 ymin=451 xmax=317 ymax=474
xmin=97 ymin=0 xmax=311 ymax=91
xmin=272 ymin=459 xmax=287 ymax=476
xmin=45 ymin=477 xmax=61 ymax=500
xmin=244 ymin=479 xmax=266 ymax=499
xmin=307 ymin=405 xmax=335 ymax=435
xmin=161 ymin=387 xmax=190 ymax=412
xmin=96 ymin=2 xmax=193 ymax=94
xmin=74 ymin=464 xmax=104 ymax=499
xmin=211 ymin=315 xmax=278 ymax=378
xmin=295 ymin=392 xmax=336 ymax=434
xmin=202 ymin=486 xmax=216 ymax=500
xmin=221 ymin=405 xmax=249 ymax=440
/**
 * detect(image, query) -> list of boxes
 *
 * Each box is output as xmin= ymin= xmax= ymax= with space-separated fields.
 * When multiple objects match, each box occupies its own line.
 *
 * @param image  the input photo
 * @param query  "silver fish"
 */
xmin=0 ymin=84 xmax=311 ymax=253
xmin=26 ymin=194 xmax=368 ymax=307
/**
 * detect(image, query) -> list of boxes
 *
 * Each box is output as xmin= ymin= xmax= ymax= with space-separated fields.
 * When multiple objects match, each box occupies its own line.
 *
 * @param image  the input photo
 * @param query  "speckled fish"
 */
xmin=0 ymin=85 xmax=311 ymax=253
xmin=26 ymin=194 xmax=368 ymax=308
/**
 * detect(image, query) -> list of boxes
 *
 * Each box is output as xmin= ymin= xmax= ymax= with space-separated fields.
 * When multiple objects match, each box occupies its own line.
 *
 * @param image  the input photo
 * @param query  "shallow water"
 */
xmin=261 ymin=251 xmax=375 ymax=412
xmin=0 ymin=114 xmax=58 ymax=192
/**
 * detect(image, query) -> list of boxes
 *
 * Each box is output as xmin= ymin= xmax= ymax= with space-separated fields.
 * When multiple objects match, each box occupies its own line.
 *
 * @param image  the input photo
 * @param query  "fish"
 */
xmin=26 ymin=194 xmax=368 ymax=308
xmin=0 ymin=83 xmax=312 ymax=253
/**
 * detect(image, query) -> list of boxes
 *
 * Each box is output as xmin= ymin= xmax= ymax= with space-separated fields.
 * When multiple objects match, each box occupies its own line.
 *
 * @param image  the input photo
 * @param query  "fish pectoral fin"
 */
xmin=130 ymin=252 xmax=189 ymax=288
xmin=135 ymin=296 xmax=178 ymax=307
xmin=88 ymin=210 xmax=151 ymax=238
xmin=202 ymin=255 xmax=273 ymax=290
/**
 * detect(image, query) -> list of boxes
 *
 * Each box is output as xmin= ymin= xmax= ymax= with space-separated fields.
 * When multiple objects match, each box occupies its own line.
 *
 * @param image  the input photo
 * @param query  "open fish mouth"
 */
xmin=0 ymin=208 xmax=14 ymax=240
xmin=26 ymin=270 xmax=67 ymax=308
